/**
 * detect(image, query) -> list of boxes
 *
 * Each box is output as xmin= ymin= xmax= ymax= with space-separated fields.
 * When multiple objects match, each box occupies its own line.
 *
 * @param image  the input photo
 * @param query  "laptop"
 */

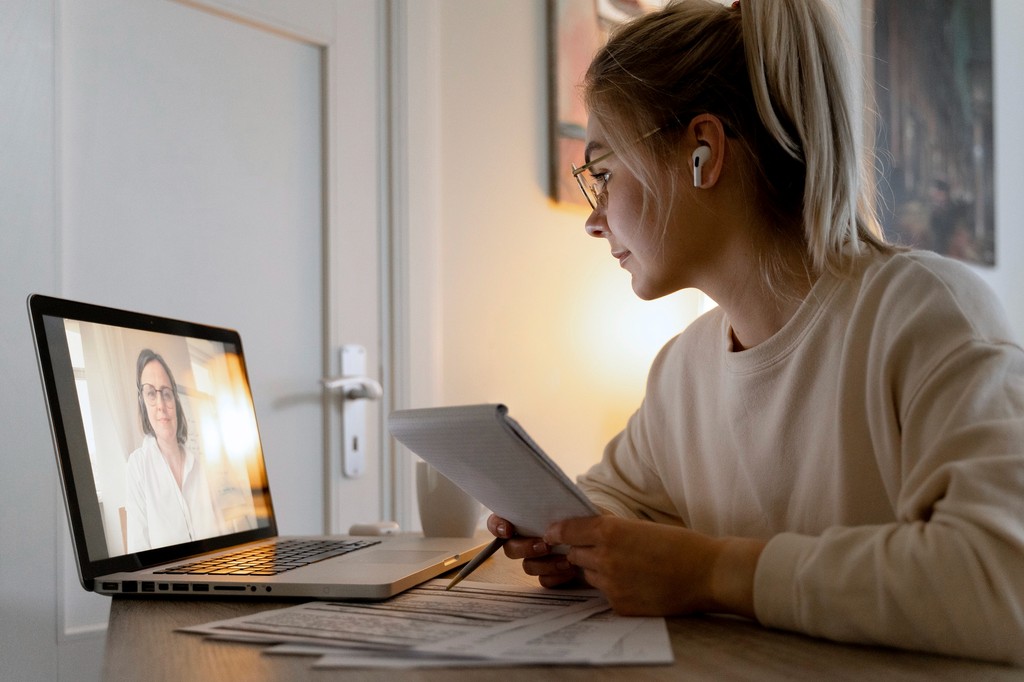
xmin=28 ymin=293 xmax=487 ymax=600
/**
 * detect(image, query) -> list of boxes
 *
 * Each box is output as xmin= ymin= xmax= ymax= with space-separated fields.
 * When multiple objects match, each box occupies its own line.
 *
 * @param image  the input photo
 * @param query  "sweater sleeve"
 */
xmin=755 ymin=260 xmax=1024 ymax=664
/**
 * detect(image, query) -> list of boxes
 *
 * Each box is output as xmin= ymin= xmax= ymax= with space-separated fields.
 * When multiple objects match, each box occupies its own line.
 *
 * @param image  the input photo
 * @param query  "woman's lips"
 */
xmin=611 ymin=250 xmax=630 ymax=267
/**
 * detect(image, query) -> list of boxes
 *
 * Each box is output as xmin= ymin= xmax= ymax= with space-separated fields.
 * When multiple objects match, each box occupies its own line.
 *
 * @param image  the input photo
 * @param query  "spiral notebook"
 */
xmin=389 ymin=404 xmax=600 ymax=539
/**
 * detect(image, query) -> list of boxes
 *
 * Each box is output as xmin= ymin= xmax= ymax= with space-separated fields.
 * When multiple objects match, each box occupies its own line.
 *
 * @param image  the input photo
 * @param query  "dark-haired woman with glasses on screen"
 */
xmin=488 ymin=0 xmax=1024 ymax=665
xmin=125 ymin=349 xmax=221 ymax=553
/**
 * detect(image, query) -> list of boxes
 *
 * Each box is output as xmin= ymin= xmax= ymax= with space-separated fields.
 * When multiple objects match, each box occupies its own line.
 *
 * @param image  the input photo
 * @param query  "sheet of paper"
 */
xmin=414 ymin=600 xmax=615 ymax=659
xmin=180 ymin=580 xmax=603 ymax=650
xmin=268 ymin=644 xmax=514 ymax=670
xmin=181 ymin=579 xmax=674 ymax=668
xmin=506 ymin=609 xmax=674 ymax=665
xmin=312 ymin=608 xmax=673 ymax=669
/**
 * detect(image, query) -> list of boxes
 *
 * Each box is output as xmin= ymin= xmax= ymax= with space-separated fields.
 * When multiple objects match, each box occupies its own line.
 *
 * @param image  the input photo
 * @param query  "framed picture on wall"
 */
xmin=547 ymin=0 xmax=668 ymax=207
xmin=865 ymin=0 xmax=995 ymax=265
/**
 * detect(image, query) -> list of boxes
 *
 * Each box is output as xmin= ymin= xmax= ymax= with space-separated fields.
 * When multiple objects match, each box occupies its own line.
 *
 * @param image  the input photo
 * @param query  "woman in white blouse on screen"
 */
xmin=125 ymin=349 xmax=221 ymax=552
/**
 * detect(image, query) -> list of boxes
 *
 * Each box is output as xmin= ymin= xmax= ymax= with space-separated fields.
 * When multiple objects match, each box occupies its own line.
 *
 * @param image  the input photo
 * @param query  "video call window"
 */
xmin=65 ymin=319 xmax=270 ymax=558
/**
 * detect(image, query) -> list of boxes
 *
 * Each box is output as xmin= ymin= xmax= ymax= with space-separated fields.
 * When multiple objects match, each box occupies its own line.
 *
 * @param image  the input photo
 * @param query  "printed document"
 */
xmin=181 ymin=580 xmax=673 ymax=668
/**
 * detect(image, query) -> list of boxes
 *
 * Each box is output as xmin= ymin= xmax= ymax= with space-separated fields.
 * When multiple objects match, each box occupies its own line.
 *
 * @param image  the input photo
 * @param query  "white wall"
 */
xmin=413 ymin=0 xmax=1024 ymax=484
xmin=1 ymin=2 xmax=61 ymax=679
xmin=973 ymin=1 xmax=1024 ymax=335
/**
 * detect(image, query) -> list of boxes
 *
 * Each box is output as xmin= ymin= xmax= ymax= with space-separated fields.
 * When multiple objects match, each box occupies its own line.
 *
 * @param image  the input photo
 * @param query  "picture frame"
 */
xmin=547 ymin=0 xmax=668 ymax=207
xmin=864 ymin=0 xmax=995 ymax=265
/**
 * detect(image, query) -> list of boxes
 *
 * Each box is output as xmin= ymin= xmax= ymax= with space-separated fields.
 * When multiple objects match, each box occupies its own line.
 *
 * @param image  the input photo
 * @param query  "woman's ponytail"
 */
xmin=740 ymin=0 xmax=888 ymax=273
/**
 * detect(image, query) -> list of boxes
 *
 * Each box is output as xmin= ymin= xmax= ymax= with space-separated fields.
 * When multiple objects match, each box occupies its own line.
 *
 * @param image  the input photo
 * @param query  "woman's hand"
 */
xmin=486 ymin=513 xmax=583 ymax=588
xmin=543 ymin=515 xmax=766 ymax=618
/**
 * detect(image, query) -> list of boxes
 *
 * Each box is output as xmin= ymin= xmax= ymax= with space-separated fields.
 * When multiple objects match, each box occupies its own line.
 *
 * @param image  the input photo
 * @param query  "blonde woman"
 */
xmin=489 ymin=0 xmax=1024 ymax=664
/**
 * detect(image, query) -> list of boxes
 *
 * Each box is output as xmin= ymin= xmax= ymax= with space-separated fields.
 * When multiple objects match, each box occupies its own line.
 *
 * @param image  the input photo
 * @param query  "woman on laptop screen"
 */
xmin=125 ymin=349 xmax=222 ymax=552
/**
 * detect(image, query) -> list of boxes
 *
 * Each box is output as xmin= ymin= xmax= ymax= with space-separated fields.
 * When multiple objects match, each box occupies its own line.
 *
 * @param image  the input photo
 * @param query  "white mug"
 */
xmin=416 ymin=461 xmax=482 ymax=537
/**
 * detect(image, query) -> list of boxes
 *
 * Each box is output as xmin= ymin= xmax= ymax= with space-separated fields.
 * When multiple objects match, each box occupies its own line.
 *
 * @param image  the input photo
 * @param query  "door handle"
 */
xmin=322 ymin=345 xmax=381 ymax=478
xmin=321 ymin=375 xmax=383 ymax=400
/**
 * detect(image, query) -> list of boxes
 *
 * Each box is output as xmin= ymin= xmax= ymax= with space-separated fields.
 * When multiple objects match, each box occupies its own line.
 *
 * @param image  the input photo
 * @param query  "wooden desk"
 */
xmin=103 ymin=553 xmax=1022 ymax=681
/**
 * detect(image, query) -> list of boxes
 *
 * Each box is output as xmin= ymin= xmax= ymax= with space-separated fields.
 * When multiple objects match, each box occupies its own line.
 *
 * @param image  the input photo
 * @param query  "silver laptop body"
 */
xmin=29 ymin=294 xmax=485 ymax=600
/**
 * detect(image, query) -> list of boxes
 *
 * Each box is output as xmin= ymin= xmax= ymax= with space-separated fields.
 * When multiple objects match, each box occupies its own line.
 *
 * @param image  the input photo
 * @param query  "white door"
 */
xmin=1 ymin=0 xmax=390 ymax=678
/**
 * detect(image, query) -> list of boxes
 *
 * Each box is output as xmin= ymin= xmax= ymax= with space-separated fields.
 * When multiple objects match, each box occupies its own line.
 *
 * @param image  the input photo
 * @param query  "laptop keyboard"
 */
xmin=154 ymin=538 xmax=381 ymax=576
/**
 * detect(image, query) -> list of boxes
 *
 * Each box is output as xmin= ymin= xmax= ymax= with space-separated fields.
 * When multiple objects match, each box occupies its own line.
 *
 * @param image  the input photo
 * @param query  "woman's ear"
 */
xmin=687 ymin=114 xmax=727 ymax=189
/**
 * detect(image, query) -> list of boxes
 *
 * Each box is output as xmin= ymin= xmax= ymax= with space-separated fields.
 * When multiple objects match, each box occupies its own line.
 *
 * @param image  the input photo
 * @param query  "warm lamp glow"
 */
xmin=572 ymin=268 xmax=704 ymax=395
xmin=544 ymin=262 xmax=709 ymax=462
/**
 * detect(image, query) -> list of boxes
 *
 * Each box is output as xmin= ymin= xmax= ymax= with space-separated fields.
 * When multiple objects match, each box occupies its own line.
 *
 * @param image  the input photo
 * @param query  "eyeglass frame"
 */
xmin=139 ymin=383 xmax=175 ymax=406
xmin=570 ymin=126 xmax=664 ymax=209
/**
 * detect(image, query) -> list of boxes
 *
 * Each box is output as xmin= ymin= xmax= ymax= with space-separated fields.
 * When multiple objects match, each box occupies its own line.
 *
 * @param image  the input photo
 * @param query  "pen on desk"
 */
xmin=446 ymin=536 xmax=506 ymax=590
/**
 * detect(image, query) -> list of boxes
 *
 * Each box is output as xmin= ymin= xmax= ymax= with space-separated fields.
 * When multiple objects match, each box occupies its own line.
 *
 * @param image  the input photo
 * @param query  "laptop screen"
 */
xmin=30 ymin=295 xmax=276 ymax=580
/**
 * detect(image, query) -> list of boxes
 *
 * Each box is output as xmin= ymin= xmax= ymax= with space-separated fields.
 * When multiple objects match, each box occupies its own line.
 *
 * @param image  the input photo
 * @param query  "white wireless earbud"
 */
xmin=692 ymin=146 xmax=711 ymax=187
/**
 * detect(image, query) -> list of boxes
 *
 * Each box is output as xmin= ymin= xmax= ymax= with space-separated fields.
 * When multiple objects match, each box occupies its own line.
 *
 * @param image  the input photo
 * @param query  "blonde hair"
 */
xmin=583 ymin=0 xmax=891 ymax=284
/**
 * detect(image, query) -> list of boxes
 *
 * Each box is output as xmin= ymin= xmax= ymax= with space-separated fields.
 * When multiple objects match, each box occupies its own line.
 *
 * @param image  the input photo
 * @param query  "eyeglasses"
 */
xmin=140 ymin=384 xmax=174 ymax=406
xmin=571 ymin=154 xmax=614 ymax=210
xmin=570 ymin=126 xmax=663 ymax=209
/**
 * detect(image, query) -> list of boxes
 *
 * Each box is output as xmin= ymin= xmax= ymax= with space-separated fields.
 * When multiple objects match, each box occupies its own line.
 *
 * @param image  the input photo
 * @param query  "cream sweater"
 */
xmin=577 ymin=250 xmax=1024 ymax=664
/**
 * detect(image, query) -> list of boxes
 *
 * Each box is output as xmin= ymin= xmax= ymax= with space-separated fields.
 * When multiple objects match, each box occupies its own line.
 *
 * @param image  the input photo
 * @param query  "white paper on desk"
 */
xmin=388 ymin=404 xmax=600 ymax=538
xmin=505 ymin=609 xmax=674 ymax=665
xmin=312 ymin=607 xmax=673 ymax=668
xmin=603 ymin=617 xmax=675 ymax=665
xmin=268 ymin=643 xmax=515 ymax=669
xmin=187 ymin=578 xmax=673 ymax=669
xmin=179 ymin=580 xmax=603 ymax=651
xmin=415 ymin=601 xmax=672 ymax=665
xmin=414 ymin=600 xmax=613 ymax=659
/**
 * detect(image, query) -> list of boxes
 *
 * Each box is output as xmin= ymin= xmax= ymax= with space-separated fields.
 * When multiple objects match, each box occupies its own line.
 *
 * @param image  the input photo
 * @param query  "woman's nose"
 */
xmin=585 ymin=210 xmax=607 ymax=238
